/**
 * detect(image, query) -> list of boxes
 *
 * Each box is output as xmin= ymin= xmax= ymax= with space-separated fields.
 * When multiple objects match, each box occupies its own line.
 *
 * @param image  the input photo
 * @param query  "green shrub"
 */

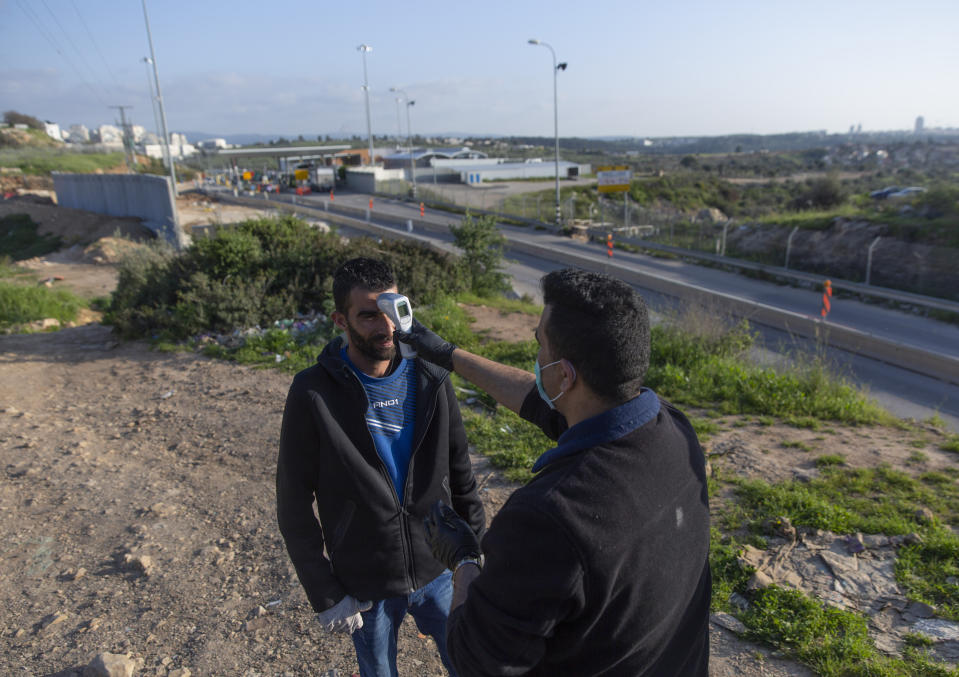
xmin=0 ymin=281 xmax=82 ymax=328
xmin=107 ymin=215 xmax=468 ymax=339
xmin=449 ymin=211 xmax=510 ymax=297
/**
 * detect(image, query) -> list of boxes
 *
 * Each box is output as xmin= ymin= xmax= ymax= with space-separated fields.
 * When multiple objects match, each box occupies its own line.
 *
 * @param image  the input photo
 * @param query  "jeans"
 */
xmin=350 ymin=570 xmax=457 ymax=677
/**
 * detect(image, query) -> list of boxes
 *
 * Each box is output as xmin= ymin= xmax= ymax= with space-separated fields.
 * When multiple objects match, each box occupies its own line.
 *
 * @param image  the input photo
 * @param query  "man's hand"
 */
xmin=316 ymin=595 xmax=373 ymax=634
xmin=394 ymin=320 xmax=456 ymax=372
xmin=424 ymin=500 xmax=482 ymax=571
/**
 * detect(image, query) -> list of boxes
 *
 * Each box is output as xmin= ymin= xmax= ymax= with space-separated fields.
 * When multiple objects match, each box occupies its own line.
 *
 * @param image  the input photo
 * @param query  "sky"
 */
xmin=1 ymin=0 xmax=957 ymax=141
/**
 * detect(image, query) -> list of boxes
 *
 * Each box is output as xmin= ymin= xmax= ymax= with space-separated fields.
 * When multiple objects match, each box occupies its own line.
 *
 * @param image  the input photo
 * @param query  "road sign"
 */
xmin=294 ymin=169 xmax=309 ymax=181
xmin=596 ymin=166 xmax=632 ymax=193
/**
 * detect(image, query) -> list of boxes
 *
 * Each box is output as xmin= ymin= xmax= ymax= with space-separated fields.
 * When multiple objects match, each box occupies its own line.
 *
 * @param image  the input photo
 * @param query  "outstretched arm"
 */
xmin=451 ymin=349 xmax=535 ymax=416
xmin=396 ymin=320 xmax=534 ymax=415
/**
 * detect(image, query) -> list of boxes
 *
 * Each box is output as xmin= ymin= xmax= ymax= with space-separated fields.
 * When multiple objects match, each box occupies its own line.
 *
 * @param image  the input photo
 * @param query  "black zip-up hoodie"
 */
xmin=276 ymin=336 xmax=486 ymax=611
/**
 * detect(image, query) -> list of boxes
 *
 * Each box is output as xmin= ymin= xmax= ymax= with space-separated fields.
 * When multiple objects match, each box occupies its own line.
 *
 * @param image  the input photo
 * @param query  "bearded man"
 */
xmin=276 ymin=257 xmax=485 ymax=677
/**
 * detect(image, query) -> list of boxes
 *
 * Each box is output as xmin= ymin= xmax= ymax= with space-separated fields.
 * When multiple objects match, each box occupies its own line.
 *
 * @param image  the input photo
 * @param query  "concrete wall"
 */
xmin=53 ymin=172 xmax=187 ymax=248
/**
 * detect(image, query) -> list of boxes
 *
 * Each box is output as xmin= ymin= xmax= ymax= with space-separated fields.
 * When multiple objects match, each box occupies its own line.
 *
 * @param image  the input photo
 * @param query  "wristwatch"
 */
xmin=453 ymin=556 xmax=483 ymax=572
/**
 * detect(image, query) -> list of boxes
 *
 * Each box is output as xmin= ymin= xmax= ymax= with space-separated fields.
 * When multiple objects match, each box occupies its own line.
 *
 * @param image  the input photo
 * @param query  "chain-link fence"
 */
xmin=368 ymin=178 xmax=959 ymax=302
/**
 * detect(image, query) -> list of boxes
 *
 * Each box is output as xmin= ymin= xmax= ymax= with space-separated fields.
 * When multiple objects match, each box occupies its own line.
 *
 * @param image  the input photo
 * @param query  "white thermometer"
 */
xmin=376 ymin=292 xmax=416 ymax=359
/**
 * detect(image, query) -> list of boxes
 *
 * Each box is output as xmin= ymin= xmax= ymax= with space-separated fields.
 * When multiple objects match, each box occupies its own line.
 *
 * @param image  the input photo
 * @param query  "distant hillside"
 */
xmin=0 ymin=127 xmax=61 ymax=149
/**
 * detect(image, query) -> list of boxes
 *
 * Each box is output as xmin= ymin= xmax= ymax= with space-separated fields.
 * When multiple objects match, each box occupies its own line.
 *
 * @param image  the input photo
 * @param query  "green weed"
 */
xmin=940 ymin=435 xmax=959 ymax=453
xmin=782 ymin=440 xmax=814 ymax=452
xmin=814 ymin=454 xmax=846 ymax=468
xmin=0 ymin=148 xmax=125 ymax=175
xmin=0 ymin=281 xmax=82 ymax=329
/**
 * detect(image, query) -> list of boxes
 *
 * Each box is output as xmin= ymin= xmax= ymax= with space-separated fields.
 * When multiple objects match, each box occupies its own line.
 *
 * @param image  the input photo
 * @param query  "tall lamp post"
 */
xmin=528 ymin=39 xmax=566 ymax=227
xmin=394 ymin=97 xmax=404 ymax=149
xmin=357 ymin=44 xmax=374 ymax=166
xmin=389 ymin=87 xmax=417 ymax=199
xmin=142 ymin=0 xmax=176 ymax=193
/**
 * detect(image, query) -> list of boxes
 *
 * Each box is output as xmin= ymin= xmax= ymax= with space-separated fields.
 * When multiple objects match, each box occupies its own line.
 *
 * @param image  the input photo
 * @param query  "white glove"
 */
xmin=316 ymin=595 xmax=373 ymax=634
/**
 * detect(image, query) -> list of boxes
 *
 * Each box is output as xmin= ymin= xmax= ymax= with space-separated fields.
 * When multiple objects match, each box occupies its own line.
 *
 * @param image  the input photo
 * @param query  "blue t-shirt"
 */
xmin=343 ymin=348 xmax=417 ymax=503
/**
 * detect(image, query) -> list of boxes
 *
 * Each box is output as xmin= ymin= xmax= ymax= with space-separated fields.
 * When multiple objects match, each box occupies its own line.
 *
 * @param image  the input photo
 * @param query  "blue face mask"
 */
xmin=534 ymin=359 xmax=565 ymax=409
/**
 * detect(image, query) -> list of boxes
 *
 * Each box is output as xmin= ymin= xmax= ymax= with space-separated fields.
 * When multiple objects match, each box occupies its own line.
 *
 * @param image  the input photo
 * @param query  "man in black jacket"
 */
xmin=400 ymin=268 xmax=710 ymax=676
xmin=276 ymin=257 xmax=486 ymax=677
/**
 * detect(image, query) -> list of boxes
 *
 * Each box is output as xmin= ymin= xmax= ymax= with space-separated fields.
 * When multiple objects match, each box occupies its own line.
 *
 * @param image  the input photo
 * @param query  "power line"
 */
xmin=40 ymin=0 xmax=112 ymax=101
xmin=14 ymin=0 xmax=108 ymax=107
xmin=71 ymin=0 xmax=123 ymax=92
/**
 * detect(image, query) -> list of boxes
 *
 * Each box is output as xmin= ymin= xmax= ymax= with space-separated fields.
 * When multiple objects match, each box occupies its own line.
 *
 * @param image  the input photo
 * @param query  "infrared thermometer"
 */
xmin=376 ymin=292 xmax=416 ymax=359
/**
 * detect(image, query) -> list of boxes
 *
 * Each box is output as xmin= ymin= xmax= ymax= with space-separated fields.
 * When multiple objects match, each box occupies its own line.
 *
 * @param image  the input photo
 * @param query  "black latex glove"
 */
xmin=424 ymin=501 xmax=481 ymax=571
xmin=394 ymin=319 xmax=457 ymax=372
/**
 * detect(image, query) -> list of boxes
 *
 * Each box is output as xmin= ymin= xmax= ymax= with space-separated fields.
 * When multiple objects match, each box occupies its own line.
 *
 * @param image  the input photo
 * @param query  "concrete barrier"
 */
xmin=53 ymin=172 xmax=187 ymax=248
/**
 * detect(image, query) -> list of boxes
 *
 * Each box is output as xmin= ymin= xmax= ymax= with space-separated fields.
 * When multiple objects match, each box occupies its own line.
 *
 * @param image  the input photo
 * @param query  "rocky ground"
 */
xmin=2 ymin=199 xmax=958 ymax=675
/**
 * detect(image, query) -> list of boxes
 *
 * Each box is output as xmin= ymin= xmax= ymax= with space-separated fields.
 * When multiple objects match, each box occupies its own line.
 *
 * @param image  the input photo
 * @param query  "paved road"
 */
xmin=220 ymin=188 xmax=959 ymax=432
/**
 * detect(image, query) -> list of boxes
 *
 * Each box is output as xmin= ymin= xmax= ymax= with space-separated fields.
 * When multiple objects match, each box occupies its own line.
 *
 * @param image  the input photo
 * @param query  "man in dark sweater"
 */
xmin=276 ymin=257 xmax=485 ymax=677
xmin=398 ymin=268 xmax=710 ymax=676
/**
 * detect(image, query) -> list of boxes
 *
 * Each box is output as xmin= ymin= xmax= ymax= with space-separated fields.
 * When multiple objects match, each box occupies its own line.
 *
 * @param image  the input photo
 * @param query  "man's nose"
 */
xmin=378 ymin=313 xmax=396 ymax=333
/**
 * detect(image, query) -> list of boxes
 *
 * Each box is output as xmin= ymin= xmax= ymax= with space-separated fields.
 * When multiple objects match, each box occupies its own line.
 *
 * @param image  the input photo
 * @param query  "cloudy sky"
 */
xmin=1 ymin=0 xmax=956 ymax=140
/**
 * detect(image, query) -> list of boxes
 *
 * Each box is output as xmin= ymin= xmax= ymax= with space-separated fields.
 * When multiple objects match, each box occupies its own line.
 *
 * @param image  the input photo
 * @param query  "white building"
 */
xmin=65 ymin=124 xmax=90 ymax=143
xmin=198 ymin=138 xmax=229 ymax=150
xmin=94 ymin=124 xmax=123 ymax=145
xmin=43 ymin=121 xmax=63 ymax=141
xmin=140 ymin=141 xmax=196 ymax=160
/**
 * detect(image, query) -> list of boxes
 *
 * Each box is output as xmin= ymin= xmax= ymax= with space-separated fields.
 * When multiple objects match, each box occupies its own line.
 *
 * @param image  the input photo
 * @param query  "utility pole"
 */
xmin=141 ymin=0 xmax=177 ymax=193
xmin=142 ymin=57 xmax=164 ymax=162
xmin=357 ymin=44 xmax=374 ymax=166
xmin=109 ymin=105 xmax=137 ymax=169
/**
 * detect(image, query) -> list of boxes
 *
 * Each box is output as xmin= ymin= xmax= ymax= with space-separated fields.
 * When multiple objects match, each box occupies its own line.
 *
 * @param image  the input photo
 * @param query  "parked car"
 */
xmin=886 ymin=186 xmax=927 ymax=199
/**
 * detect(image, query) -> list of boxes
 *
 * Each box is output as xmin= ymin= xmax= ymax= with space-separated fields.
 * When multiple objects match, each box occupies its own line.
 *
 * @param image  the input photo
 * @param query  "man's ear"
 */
xmin=560 ymin=359 xmax=577 ymax=390
xmin=332 ymin=311 xmax=347 ymax=333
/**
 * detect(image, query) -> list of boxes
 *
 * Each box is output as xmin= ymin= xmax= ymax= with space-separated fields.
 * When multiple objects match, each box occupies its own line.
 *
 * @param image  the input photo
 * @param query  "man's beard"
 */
xmin=346 ymin=322 xmax=395 ymax=362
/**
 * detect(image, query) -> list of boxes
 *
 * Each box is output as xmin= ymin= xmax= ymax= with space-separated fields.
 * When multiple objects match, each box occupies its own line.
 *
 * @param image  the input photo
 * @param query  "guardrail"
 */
xmin=198 ymin=190 xmax=959 ymax=386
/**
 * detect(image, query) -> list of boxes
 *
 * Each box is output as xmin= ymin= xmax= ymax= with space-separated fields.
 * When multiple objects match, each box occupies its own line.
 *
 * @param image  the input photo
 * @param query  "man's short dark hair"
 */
xmin=541 ymin=268 xmax=650 ymax=403
xmin=333 ymin=257 xmax=396 ymax=313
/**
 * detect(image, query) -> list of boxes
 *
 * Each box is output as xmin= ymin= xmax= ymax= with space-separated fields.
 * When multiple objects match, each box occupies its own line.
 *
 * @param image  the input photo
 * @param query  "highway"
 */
xmin=211 ymin=187 xmax=959 ymax=432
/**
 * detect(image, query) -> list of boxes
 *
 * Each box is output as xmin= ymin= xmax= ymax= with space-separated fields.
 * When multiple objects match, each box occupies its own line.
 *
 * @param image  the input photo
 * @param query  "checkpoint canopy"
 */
xmin=597 ymin=166 xmax=632 ymax=193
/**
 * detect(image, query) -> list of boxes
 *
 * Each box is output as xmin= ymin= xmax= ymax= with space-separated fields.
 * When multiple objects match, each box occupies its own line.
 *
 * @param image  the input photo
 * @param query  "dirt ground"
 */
xmin=2 ymin=202 xmax=958 ymax=675
xmin=0 ymin=319 xmax=824 ymax=677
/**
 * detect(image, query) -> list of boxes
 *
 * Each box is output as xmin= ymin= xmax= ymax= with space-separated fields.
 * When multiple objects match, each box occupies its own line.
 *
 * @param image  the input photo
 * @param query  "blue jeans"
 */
xmin=350 ymin=570 xmax=457 ymax=677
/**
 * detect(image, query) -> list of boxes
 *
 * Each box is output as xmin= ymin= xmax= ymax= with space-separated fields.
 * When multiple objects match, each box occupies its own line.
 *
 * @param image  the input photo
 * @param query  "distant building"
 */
xmin=43 ymin=121 xmax=62 ymax=141
xmin=915 ymin=116 xmax=925 ymax=134
xmin=65 ymin=124 xmax=90 ymax=143
xmin=94 ymin=124 xmax=123 ymax=145
xmin=140 ymin=141 xmax=196 ymax=160
xmin=198 ymin=138 xmax=229 ymax=150
xmin=382 ymin=147 xmax=487 ymax=170
xmin=131 ymin=125 xmax=147 ymax=142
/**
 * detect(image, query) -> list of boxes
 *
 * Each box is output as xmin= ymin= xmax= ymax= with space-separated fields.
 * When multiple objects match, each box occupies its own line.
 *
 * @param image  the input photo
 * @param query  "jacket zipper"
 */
xmin=342 ymin=363 xmax=435 ymax=593
xmin=400 ymin=376 xmax=442 ymax=587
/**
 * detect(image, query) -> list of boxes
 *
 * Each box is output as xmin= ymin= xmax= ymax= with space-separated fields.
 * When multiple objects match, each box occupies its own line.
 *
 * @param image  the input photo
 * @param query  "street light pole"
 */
xmin=141 ymin=0 xmax=177 ymax=193
xmin=394 ymin=97 xmax=403 ymax=149
xmin=528 ymin=39 xmax=565 ymax=227
xmin=390 ymin=87 xmax=417 ymax=199
xmin=357 ymin=44 xmax=374 ymax=166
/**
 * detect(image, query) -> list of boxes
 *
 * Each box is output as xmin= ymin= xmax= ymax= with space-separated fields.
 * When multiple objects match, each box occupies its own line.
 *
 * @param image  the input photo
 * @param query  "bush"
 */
xmin=0 ymin=282 xmax=82 ymax=328
xmin=107 ymin=215 xmax=468 ymax=339
xmin=790 ymin=174 xmax=845 ymax=210
xmin=3 ymin=110 xmax=43 ymax=130
xmin=449 ymin=211 xmax=510 ymax=297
